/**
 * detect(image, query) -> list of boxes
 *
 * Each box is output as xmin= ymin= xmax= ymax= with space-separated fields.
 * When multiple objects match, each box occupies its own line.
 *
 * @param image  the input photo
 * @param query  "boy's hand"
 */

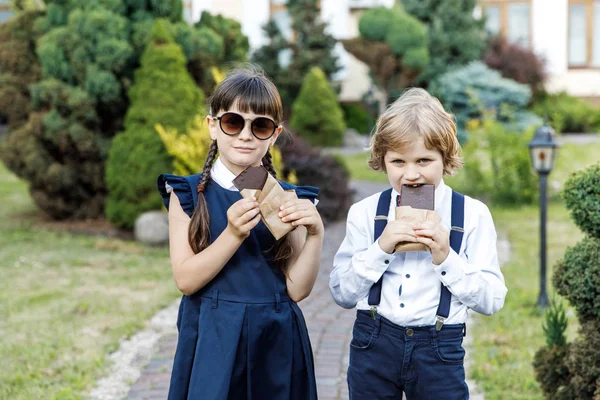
xmin=279 ymin=199 xmax=324 ymax=236
xmin=226 ymin=197 xmax=261 ymax=240
xmin=413 ymin=221 xmax=449 ymax=265
xmin=378 ymin=220 xmax=418 ymax=254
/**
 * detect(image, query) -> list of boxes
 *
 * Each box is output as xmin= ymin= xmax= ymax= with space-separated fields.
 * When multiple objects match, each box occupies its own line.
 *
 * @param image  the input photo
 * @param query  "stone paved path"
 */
xmin=126 ymin=180 xmax=501 ymax=400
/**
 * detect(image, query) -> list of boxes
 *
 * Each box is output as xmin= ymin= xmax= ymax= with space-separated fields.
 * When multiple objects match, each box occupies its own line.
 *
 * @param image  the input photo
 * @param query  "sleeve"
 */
xmin=280 ymin=181 xmax=319 ymax=204
xmin=431 ymin=199 xmax=508 ymax=316
xmin=329 ymin=202 xmax=394 ymax=309
xmin=157 ymin=174 xmax=196 ymax=218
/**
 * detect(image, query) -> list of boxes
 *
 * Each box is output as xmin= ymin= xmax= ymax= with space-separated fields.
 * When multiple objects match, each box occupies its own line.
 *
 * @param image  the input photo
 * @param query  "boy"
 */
xmin=329 ymin=88 xmax=507 ymax=399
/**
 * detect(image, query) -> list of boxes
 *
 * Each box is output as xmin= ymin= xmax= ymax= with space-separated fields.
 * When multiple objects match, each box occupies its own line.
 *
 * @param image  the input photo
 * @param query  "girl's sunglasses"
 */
xmin=212 ymin=112 xmax=278 ymax=140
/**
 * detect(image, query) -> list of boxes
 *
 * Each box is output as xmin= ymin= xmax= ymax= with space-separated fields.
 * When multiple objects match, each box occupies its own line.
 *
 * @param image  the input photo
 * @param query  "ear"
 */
xmin=269 ymin=125 xmax=283 ymax=147
xmin=206 ymin=115 xmax=218 ymax=141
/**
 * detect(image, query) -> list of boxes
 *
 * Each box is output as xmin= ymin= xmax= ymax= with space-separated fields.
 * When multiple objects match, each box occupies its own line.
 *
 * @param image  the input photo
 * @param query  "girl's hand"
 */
xmin=226 ymin=197 xmax=261 ymax=240
xmin=279 ymin=199 xmax=324 ymax=237
xmin=413 ymin=221 xmax=450 ymax=265
xmin=378 ymin=220 xmax=418 ymax=254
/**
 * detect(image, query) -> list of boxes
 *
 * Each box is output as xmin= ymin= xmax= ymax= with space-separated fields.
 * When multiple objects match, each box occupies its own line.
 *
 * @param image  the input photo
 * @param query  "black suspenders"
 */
xmin=367 ymin=188 xmax=465 ymax=331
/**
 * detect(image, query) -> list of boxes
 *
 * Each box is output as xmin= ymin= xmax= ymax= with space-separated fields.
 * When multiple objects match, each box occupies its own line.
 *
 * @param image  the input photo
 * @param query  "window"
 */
xmin=569 ymin=0 xmax=600 ymax=67
xmin=482 ymin=1 xmax=531 ymax=48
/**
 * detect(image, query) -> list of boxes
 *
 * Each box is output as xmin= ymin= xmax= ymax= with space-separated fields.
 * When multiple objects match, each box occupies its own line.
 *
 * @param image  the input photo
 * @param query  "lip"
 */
xmin=234 ymin=147 xmax=255 ymax=153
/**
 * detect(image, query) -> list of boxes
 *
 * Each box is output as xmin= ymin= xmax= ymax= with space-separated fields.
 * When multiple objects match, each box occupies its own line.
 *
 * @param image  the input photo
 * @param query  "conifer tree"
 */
xmin=105 ymin=20 xmax=204 ymax=228
xmin=402 ymin=0 xmax=486 ymax=84
xmin=290 ymin=67 xmax=345 ymax=147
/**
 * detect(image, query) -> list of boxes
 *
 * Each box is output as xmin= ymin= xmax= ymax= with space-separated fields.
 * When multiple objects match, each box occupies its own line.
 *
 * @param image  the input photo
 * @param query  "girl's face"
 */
xmin=207 ymin=102 xmax=282 ymax=175
xmin=383 ymin=136 xmax=445 ymax=193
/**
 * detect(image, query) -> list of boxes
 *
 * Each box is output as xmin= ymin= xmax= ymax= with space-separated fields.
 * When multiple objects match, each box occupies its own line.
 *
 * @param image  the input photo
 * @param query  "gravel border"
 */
xmin=87 ymin=300 xmax=179 ymax=400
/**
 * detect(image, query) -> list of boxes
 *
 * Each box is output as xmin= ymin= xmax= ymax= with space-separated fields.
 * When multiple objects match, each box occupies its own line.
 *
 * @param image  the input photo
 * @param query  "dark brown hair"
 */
xmin=188 ymin=67 xmax=293 ymax=268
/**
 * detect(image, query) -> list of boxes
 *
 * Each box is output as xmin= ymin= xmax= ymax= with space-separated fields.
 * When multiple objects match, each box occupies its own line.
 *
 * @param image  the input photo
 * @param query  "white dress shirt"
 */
xmin=329 ymin=180 xmax=507 ymax=327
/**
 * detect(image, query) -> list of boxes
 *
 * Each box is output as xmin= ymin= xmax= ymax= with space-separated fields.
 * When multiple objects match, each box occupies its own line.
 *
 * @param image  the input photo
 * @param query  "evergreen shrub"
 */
xmin=290 ymin=67 xmax=345 ymax=147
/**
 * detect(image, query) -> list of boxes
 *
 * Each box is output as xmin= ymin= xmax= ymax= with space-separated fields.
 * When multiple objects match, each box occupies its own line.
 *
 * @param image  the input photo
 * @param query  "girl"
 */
xmin=157 ymin=68 xmax=323 ymax=399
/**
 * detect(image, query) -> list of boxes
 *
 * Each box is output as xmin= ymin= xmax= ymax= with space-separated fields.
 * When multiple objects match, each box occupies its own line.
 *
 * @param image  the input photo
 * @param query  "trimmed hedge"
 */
xmin=562 ymin=163 xmax=600 ymax=238
xmin=105 ymin=20 xmax=204 ymax=228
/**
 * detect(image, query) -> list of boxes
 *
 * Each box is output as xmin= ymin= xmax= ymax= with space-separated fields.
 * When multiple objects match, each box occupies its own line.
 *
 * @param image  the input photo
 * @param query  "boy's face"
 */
xmin=383 ymin=136 xmax=445 ymax=193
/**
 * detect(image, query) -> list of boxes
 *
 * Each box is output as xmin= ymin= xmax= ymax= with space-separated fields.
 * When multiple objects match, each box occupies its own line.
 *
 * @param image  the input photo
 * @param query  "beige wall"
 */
xmin=547 ymin=70 xmax=600 ymax=97
xmin=338 ymin=9 xmax=386 ymax=107
xmin=210 ymin=0 xmax=244 ymax=25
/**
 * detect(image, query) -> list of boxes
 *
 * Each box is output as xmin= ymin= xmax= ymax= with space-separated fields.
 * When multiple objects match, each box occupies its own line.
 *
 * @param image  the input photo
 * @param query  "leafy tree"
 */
xmin=402 ymin=0 xmax=486 ymax=85
xmin=342 ymin=5 xmax=429 ymax=104
xmin=290 ymin=67 xmax=345 ymax=147
xmin=105 ymin=20 xmax=204 ymax=228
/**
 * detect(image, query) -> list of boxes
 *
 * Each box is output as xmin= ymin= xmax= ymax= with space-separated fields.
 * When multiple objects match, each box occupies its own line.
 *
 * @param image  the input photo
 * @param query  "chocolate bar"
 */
xmin=400 ymin=184 xmax=435 ymax=210
xmin=233 ymin=166 xmax=269 ymax=191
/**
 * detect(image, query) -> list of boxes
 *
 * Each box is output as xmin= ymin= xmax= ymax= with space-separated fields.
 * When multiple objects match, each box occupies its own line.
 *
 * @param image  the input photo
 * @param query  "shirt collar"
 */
xmin=210 ymin=158 xmax=238 ymax=191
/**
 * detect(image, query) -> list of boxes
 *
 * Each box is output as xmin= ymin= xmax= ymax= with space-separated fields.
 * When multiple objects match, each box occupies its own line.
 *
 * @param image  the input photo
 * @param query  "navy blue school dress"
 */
xmin=157 ymin=173 xmax=319 ymax=400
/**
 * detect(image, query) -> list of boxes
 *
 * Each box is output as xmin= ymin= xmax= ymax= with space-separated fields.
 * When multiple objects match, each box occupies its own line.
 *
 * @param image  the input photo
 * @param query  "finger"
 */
xmin=394 ymin=233 xmax=418 ymax=242
xmin=289 ymin=216 xmax=316 ymax=227
xmin=241 ymin=212 xmax=262 ymax=231
xmin=281 ymin=210 xmax=312 ymax=223
xmin=237 ymin=207 xmax=261 ymax=225
xmin=416 ymin=236 xmax=436 ymax=248
xmin=414 ymin=228 xmax=437 ymax=238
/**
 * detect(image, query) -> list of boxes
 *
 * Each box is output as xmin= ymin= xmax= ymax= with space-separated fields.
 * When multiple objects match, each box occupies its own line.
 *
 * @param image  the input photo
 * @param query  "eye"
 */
xmin=391 ymin=159 xmax=404 ymax=164
xmin=418 ymin=158 xmax=431 ymax=164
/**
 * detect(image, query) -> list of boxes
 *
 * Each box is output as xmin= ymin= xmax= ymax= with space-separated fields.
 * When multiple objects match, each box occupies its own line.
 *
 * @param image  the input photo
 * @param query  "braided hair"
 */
xmin=188 ymin=140 xmax=218 ymax=254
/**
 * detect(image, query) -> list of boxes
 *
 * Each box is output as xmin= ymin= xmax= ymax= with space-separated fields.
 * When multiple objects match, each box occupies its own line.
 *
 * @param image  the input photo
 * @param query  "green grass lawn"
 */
xmin=340 ymin=141 xmax=600 ymax=399
xmin=0 ymin=162 xmax=179 ymax=399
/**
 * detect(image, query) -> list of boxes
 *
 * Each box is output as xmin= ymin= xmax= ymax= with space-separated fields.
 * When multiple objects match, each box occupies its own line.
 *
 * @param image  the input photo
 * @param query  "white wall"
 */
xmin=532 ymin=0 xmax=568 ymax=75
xmin=243 ymin=0 xmax=270 ymax=50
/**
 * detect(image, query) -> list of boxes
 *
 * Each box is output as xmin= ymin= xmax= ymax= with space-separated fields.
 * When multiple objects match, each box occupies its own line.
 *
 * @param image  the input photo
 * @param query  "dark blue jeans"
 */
xmin=347 ymin=310 xmax=469 ymax=400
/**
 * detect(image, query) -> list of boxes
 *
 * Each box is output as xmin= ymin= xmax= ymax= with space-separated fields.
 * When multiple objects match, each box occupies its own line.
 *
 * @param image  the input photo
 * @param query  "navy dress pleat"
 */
xmin=157 ymin=173 xmax=319 ymax=400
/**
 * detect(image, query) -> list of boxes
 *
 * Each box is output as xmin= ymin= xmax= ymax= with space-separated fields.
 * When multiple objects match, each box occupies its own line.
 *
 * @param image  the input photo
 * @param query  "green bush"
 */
xmin=290 ymin=67 xmax=346 ymax=147
xmin=105 ymin=20 xmax=204 ymax=228
xmin=553 ymin=236 xmax=600 ymax=322
xmin=532 ymin=92 xmax=600 ymax=134
xmin=343 ymin=5 xmax=428 ymax=105
xmin=562 ymin=163 xmax=600 ymax=238
xmin=566 ymin=320 xmax=600 ymax=399
xmin=451 ymin=118 xmax=537 ymax=205
xmin=533 ymin=345 xmax=574 ymax=400
xmin=341 ymin=103 xmax=374 ymax=134
xmin=430 ymin=61 xmax=541 ymax=143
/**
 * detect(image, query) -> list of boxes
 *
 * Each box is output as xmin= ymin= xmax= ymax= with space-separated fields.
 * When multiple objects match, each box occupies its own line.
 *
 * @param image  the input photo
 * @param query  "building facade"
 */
xmin=479 ymin=0 xmax=600 ymax=101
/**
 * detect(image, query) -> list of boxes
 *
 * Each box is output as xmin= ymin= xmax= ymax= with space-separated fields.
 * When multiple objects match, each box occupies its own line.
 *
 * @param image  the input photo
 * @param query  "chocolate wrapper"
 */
xmin=236 ymin=167 xmax=297 ymax=240
xmin=393 ymin=206 xmax=441 ymax=253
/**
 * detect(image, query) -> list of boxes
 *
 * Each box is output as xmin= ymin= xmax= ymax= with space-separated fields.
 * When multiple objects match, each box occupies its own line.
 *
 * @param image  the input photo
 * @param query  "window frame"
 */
xmin=481 ymin=0 xmax=533 ymax=49
xmin=568 ymin=0 xmax=600 ymax=69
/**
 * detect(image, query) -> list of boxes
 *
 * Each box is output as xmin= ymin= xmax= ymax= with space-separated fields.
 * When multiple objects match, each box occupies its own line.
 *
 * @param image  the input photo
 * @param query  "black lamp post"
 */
xmin=528 ymin=124 xmax=559 ymax=308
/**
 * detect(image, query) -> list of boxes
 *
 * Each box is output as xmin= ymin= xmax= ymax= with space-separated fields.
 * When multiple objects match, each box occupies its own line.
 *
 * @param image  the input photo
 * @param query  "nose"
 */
xmin=238 ymin=119 xmax=253 ymax=141
xmin=404 ymin=164 xmax=421 ymax=181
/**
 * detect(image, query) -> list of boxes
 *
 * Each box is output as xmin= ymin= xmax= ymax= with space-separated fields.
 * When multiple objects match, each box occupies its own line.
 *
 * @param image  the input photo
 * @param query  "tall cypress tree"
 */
xmin=402 ymin=0 xmax=486 ymax=85
xmin=253 ymin=0 xmax=339 ymax=109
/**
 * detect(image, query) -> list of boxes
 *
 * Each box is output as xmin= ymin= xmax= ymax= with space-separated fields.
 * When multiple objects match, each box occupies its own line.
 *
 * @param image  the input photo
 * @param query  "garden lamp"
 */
xmin=528 ymin=124 xmax=559 ymax=308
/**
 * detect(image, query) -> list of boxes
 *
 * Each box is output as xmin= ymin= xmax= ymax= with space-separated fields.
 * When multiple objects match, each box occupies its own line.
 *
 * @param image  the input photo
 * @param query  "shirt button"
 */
xmin=384 ymin=260 xmax=390 ymax=264
xmin=400 ymin=303 xmax=405 ymax=308
xmin=405 ymin=274 xmax=411 ymax=278
xmin=441 ymin=271 xmax=447 ymax=276
xmin=406 ymin=328 xmax=414 ymax=337
xmin=398 ymin=285 xmax=402 ymax=296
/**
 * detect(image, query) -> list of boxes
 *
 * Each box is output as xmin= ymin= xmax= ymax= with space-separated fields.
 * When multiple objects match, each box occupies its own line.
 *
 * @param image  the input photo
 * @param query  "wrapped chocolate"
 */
xmin=233 ymin=166 xmax=298 ymax=240
xmin=394 ymin=184 xmax=440 ymax=253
